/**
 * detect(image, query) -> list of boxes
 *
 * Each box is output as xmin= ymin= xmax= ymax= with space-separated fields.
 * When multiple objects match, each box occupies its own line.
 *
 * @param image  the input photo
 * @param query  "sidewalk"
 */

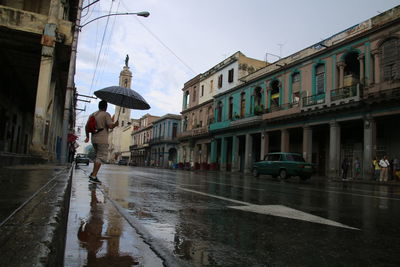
xmin=63 ymin=166 xmax=163 ymax=266
xmin=0 ymin=164 xmax=72 ymax=267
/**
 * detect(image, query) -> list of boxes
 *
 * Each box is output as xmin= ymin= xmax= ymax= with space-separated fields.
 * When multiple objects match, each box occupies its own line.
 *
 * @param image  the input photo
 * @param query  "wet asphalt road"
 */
xmin=71 ymin=164 xmax=400 ymax=267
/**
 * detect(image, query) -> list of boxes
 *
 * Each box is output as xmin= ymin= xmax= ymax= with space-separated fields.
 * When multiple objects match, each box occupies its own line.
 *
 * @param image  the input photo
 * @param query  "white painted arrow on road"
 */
xmin=179 ymin=187 xmax=359 ymax=230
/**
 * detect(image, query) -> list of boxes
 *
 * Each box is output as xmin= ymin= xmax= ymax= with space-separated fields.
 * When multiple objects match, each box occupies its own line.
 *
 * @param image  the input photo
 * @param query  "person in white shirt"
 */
xmin=379 ymin=155 xmax=390 ymax=182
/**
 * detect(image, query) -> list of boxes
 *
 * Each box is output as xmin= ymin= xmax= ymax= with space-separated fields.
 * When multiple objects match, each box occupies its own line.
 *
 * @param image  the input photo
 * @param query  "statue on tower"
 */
xmin=125 ymin=54 xmax=129 ymax=67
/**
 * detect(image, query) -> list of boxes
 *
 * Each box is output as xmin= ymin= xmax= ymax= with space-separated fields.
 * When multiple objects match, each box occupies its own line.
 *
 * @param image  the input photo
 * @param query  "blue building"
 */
xmin=150 ymin=114 xmax=181 ymax=168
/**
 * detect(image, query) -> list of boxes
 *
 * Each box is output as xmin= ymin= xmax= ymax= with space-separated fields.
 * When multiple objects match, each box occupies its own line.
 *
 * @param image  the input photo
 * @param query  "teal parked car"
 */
xmin=252 ymin=152 xmax=313 ymax=180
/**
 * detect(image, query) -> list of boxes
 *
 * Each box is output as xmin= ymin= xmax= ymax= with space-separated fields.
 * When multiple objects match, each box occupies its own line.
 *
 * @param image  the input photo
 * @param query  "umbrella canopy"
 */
xmin=94 ymin=86 xmax=150 ymax=110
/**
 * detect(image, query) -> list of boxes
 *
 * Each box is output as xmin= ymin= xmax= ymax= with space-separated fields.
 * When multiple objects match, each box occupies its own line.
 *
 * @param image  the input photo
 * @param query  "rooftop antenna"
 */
xmin=277 ymin=43 xmax=284 ymax=58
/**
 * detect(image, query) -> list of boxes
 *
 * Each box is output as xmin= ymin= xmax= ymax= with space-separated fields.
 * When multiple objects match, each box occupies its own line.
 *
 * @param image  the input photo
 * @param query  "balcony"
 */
xmin=262 ymin=102 xmax=300 ymax=120
xmin=301 ymin=84 xmax=361 ymax=112
xmin=150 ymin=136 xmax=179 ymax=145
xmin=209 ymin=121 xmax=231 ymax=131
xmin=230 ymin=115 xmax=262 ymax=127
xmin=330 ymin=84 xmax=360 ymax=105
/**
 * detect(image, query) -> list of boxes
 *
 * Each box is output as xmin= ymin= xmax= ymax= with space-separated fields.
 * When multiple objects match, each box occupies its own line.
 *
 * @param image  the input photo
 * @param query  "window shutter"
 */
xmin=316 ymin=73 xmax=324 ymax=94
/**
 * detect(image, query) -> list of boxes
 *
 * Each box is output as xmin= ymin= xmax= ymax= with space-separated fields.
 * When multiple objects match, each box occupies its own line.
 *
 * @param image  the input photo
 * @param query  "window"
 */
xmin=316 ymin=64 xmax=325 ymax=95
xmin=228 ymin=97 xmax=233 ymax=119
xmin=122 ymin=121 xmax=124 ymax=127
xmin=218 ymin=74 xmax=223 ymax=88
xmin=192 ymin=88 xmax=196 ymax=102
xmin=217 ymin=101 xmax=223 ymax=122
xmin=270 ymin=80 xmax=280 ymax=108
xmin=240 ymin=92 xmax=246 ymax=118
xmin=228 ymin=68 xmax=234 ymax=83
xmin=201 ymin=85 xmax=204 ymax=96
xmin=267 ymin=154 xmax=281 ymax=161
xmin=183 ymin=91 xmax=190 ymax=108
xmin=210 ymin=80 xmax=214 ymax=92
xmin=292 ymin=72 xmax=300 ymax=103
xmin=381 ymin=38 xmax=400 ymax=81
xmin=172 ymin=123 xmax=177 ymax=138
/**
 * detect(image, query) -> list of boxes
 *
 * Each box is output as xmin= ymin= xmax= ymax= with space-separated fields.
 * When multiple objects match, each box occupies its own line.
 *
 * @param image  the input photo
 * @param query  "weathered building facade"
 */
xmin=150 ymin=114 xmax=181 ymax=168
xmin=208 ymin=6 xmax=400 ymax=179
xmin=0 ymin=0 xmax=79 ymax=164
xmin=130 ymin=114 xmax=159 ymax=166
xmin=178 ymin=52 xmax=267 ymax=170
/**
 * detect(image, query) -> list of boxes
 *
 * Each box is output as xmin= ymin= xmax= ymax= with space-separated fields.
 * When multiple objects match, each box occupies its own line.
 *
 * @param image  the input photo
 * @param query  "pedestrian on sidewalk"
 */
xmin=341 ymin=158 xmax=349 ymax=180
xmin=354 ymin=157 xmax=361 ymax=179
xmin=372 ymin=156 xmax=381 ymax=181
xmin=379 ymin=155 xmax=390 ymax=182
xmin=85 ymin=100 xmax=119 ymax=184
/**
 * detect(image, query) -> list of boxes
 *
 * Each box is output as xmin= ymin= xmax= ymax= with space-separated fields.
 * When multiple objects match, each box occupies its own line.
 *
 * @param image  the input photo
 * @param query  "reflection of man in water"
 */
xmin=77 ymin=185 xmax=104 ymax=263
xmin=77 ymin=185 xmax=137 ymax=266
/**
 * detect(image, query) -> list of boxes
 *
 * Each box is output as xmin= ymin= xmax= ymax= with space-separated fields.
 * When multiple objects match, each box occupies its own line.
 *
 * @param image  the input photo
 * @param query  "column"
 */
xmin=231 ymin=136 xmax=239 ymax=172
xmin=200 ymin=143 xmax=207 ymax=169
xmin=260 ymin=131 xmax=269 ymax=160
xmin=328 ymin=121 xmax=341 ymax=179
xmin=31 ymin=0 xmax=60 ymax=156
xmin=244 ymin=134 xmax=253 ymax=174
xmin=337 ymin=61 xmax=345 ymax=88
xmin=372 ymin=49 xmax=380 ymax=84
xmin=193 ymin=143 xmax=199 ymax=167
xmin=220 ymin=137 xmax=228 ymax=172
xmin=281 ymin=129 xmax=290 ymax=153
xmin=210 ymin=139 xmax=218 ymax=170
xmin=358 ymin=53 xmax=365 ymax=85
xmin=363 ymin=116 xmax=376 ymax=180
xmin=302 ymin=126 xmax=313 ymax=163
xmin=163 ymin=145 xmax=168 ymax=168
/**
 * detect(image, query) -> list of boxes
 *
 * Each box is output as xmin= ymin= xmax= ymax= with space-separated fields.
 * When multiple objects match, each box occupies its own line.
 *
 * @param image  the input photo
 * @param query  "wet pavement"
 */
xmin=66 ymin=164 xmax=400 ymax=266
xmin=0 ymin=164 xmax=71 ymax=266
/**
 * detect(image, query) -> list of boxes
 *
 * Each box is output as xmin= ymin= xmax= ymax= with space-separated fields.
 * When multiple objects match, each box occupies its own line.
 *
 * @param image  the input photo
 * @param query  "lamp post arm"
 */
xmin=80 ymin=12 xmax=150 ymax=28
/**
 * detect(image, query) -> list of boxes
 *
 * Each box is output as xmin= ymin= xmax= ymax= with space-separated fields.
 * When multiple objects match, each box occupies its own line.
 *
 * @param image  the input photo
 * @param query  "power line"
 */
xmin=88 ymin=0 xmax=115 ymax=96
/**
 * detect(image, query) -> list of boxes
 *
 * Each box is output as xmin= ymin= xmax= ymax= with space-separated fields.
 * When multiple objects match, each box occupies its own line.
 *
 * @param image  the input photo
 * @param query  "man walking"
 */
xmin=379 ymin=155 xmax=390 ymax=182
xmin=85 ymin=100 xmax=119 ymax=184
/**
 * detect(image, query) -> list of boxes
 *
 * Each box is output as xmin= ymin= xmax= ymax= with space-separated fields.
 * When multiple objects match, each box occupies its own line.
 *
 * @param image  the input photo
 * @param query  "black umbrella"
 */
xmin=94 ymin=86 xmax=150 ymax=120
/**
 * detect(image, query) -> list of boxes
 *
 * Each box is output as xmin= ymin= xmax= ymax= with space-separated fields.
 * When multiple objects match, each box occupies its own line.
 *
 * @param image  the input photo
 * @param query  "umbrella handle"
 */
xmin=117 ymin=107 xmax=121 ymax=122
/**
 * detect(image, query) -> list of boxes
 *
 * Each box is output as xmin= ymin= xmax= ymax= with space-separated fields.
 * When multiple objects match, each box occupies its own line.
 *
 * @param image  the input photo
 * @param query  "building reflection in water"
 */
xmin=77 ymin=184 xmax=138 ymax=266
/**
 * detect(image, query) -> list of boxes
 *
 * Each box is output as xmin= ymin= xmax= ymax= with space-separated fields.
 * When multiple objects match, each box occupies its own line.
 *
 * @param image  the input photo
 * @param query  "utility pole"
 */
xmin=60 ymin=0 xmax=84 ymax=164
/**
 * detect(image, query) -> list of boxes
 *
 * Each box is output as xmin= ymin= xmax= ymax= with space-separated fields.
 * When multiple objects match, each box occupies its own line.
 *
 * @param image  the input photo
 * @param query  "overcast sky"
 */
xmin=75 ymin=0 xmax=399 ymax=130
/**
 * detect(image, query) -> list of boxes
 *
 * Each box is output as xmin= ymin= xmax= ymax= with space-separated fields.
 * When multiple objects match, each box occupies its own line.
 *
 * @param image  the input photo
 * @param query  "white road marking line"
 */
xmin=229 ymin=205 xmax=359 ymax=230
xmin=179 ymin=187 xmax=359 ymax=230
xmin=206 ymin=181 xmax=265 ymax=191
xmin=178 ymin=187 xmax=250 ymax=205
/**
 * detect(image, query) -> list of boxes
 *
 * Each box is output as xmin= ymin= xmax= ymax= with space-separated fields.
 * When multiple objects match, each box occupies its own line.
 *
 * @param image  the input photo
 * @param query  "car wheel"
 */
xmin=279 ymin=169 xmax=288 ymax=179
xmin=252 ymin=168 xmax=259 ymax=177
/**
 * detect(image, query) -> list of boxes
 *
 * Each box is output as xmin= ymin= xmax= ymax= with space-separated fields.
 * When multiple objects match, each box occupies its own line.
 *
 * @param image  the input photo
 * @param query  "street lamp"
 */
xmin=80 ymin=11 xmax=150 ymax=28
xmin=60 ymin=5 xmax=150 ymax=164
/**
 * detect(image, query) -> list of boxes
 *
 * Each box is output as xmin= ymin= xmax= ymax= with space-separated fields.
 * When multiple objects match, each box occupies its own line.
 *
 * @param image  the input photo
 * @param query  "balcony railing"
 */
xmin=302 ymin=93 xmax=326 ymax=107
xmin=265 ymin=102 xmax=299 ymax=113
xmin=330 ymin=84 xmax=358 ymax=101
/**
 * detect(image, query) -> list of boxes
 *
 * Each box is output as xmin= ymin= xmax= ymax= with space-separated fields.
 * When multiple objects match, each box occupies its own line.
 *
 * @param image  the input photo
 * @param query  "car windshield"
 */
xmin=266 ymin=154 xmax=281 ymax=161
xmin=286 ymin=154 xmax=305 ymax=162
xmin=77 ymin=154 xmax=86 ymax=158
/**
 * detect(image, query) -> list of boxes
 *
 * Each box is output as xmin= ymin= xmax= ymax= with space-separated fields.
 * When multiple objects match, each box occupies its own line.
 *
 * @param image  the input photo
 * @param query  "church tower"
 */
xmin=115 ymin=55 xmax=132 ymax=127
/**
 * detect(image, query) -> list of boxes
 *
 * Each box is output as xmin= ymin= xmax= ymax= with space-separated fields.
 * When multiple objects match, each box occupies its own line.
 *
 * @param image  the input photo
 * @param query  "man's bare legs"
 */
xmin=91 ymin=161 xmax=101 ymax=177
